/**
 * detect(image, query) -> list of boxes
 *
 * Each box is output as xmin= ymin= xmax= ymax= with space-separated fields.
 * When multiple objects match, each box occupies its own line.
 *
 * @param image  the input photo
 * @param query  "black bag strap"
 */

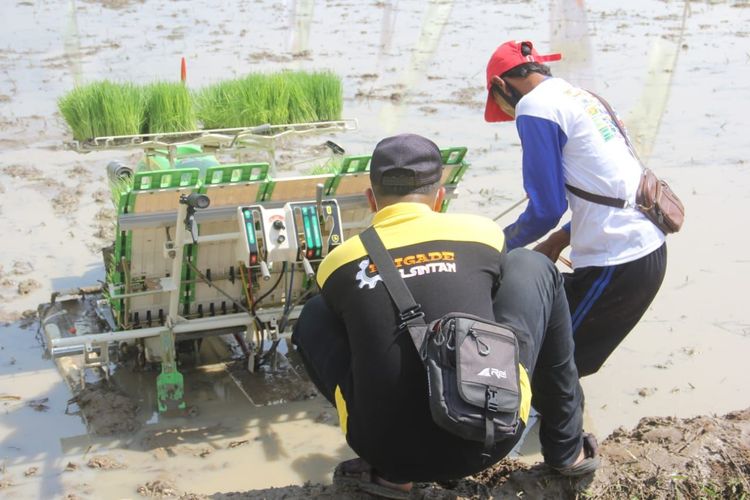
xmin=359 ymin=227 xmax=428 ymax=350
xmin=564 ymin=183 xmax=628 ymax=209
xmin=564 ymin=90 xmax=640 ymax=210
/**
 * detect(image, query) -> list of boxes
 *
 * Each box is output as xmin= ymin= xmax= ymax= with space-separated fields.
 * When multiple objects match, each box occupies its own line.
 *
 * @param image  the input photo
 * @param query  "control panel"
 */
xmin=238 ymin=199 xmax=344 ymax=273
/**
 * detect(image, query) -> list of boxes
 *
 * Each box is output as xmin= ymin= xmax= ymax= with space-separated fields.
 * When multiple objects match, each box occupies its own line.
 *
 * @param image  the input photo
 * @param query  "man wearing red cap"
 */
xmin=484 ymin=40 xmax=667 ymax=377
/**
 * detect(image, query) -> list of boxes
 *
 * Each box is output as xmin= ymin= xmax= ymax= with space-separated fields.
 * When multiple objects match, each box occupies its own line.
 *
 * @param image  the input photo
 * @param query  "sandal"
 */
xmin=551 ymin=433 xmax=601 ymax=477
xmin=333 ymin=458 xmax=412 ymax=499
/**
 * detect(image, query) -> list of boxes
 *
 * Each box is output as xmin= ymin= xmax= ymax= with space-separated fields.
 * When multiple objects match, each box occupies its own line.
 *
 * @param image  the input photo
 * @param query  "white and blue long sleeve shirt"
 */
xmin=503 ymin=78 xmax=665 ymax=268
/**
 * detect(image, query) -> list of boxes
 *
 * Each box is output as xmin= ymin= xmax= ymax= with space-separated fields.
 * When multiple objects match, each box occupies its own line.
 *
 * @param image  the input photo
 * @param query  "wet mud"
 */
xmin=203 ymin=408 xmax=750 ymax=499
xmin=1 ymin=0 xmax=749 ymax=498
xmin=69 ymin=382 xmax=141 ymax=436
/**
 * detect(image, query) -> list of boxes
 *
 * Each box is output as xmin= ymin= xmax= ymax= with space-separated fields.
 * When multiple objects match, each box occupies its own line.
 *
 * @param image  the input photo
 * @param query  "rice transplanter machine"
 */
xmin=39 ymin=121 xmax=470 ymax=412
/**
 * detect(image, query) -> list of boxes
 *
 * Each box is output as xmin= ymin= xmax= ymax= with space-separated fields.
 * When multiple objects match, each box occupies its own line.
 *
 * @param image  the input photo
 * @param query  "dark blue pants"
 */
xmin=566 ymin=243 xmax=667 ymax=377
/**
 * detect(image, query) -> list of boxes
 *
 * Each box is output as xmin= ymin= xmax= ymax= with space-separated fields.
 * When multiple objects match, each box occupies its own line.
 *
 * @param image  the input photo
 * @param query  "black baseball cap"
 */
xmin=370 ymin=133 xmax=443 ymax=188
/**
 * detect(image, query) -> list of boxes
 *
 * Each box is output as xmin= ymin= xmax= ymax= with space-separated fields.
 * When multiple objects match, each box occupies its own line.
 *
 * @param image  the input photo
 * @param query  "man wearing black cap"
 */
xmin=484 ymin=40 xmax=668 ymax=377
xmin=292 ymin=133 xmax=597 ymax=497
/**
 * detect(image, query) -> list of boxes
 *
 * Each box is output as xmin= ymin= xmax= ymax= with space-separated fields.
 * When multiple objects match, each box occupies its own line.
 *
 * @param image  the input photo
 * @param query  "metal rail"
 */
xmin=66 ymin=120 xmax=358 ymax=154
xmin=116 ymin=185 xmax=458 ymax=230
xmin=48 ymin=306 xmax=302 ymax=356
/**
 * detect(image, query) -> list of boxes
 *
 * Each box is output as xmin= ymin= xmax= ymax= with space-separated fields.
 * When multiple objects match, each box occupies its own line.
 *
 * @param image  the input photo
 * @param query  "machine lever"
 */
xmin=315 ymin=183 xmax=324 ymax=219
xmin=260 ymin=261 xmax=271 ymax=281
xmin=302 ymin=257 xmax=315 ymax=279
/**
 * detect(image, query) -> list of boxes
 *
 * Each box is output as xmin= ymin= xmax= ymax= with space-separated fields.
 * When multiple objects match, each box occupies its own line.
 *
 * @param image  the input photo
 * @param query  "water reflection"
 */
xmin=378 ymin=0 xmax=398 ymax=65
xmin=379 ymin=0 xmax=454 ymax=133
xmin=549 ymin=0 xmax=688 ymax=162
xmin=288 ymin=0 xmax=315 ymax=55
xmin=625 ymin=1 xmax=690 ymax=161
xmin=549 ymin=0 xmax=594 ymax=90
xmin=64 ymin=0 xmax=84 ymax=85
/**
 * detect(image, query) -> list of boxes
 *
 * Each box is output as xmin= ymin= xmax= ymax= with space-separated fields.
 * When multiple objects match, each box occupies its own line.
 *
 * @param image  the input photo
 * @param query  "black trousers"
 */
xmin=565 ymin=243 xmax=667 ymax=377
xmin=292 ymin=249 xmax=582 ymax=481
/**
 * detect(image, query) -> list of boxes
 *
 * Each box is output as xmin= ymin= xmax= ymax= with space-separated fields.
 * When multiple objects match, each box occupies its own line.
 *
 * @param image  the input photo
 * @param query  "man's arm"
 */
xmin=533 ymin=227 xmax=570 ymax=262
xmin=503 ymin=115 xmax=568 ymax=250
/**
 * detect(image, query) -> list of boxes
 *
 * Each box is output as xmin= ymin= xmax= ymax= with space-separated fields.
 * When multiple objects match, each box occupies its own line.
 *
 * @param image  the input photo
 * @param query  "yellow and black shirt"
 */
xmin=317 ymin=202 xmax=530 ymax=480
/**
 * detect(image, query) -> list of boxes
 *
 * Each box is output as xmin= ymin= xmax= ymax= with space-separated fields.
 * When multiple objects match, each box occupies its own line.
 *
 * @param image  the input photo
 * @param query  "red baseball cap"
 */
xmin=484 ymin=40 xmax=562 ymax=122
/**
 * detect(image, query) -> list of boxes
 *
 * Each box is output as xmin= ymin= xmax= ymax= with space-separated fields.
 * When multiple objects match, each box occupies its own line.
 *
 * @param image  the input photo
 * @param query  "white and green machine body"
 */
xmin=40 ymin=121 xmax=470 ymax=412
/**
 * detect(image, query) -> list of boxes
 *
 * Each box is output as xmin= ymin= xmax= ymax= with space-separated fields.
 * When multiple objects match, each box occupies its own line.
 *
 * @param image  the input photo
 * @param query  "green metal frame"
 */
xmin=202 ymin=162 xmax=269 ymax=185
xmin=199 ymin=162 xmax=270 ymax=203
xmin=440 ymin=146 xmax=467 ymax=166
xmin=325 ymin=154 xmax=371 ymax=195
xmin=115 ymin=168 xmax=202 ymax=327
xmin=261 ymin=173 xmax=336 ymax=202
xmin=103 ymin=143 xmax=471 ymax=411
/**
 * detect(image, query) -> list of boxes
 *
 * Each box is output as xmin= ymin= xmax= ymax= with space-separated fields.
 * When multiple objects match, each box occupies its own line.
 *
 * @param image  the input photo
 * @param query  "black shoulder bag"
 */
xmin=359 ymin=227 xmax=522 ymax=452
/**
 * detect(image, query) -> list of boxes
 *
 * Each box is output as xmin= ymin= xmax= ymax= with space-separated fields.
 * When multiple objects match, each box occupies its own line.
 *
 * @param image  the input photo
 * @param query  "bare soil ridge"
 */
xmin=198 ymin=408 xmax=750 ymax=499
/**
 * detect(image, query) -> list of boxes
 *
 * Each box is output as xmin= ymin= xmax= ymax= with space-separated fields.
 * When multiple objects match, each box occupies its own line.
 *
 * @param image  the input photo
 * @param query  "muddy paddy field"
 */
xmin=1 ymin=0 xmax=750 ymax=498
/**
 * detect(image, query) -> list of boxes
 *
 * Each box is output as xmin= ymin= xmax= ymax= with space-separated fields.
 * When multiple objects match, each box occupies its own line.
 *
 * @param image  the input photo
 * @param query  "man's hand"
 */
xmin=533 ymin=229 xmax=570 ymax=263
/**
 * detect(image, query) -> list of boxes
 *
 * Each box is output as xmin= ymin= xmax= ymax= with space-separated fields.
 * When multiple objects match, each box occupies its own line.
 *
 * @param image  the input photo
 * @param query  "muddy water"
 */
xmin=1 ymin=0 xmax=750 ymax=498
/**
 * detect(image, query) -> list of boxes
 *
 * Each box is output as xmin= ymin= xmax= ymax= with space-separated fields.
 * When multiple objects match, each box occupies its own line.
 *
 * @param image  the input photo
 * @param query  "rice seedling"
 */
xmin=58 ymin=81 xmax=144 ymax=141
xmin=58 ymin=86 xmax=95 ymax=141
xmin=60 ymin=71 xmax=344 ymax=138
xmin=237 ymin=74 xmax=271 ymax=126
xmin=263 ymin=73 xmax=294 ymax=124
xmin=194 ymin=71 xmax=343 ymax=129
xmin=193 ymin=79 xmax=243 ymax=129
xmin=297 ymin=71 xmax=343 ymax=121
xmin=142 ymin=82 xmax=196 ymax=133
xmin=198 ymin=76 xmax=275 ymax=128
xmin=308 ymin=155 xmax=344 ymax=175
xmin=103 ymin=250 xmax=126 ymax=323
xmin=109 ymin=174 xmax=134 ymax=210
xmin=284 ymin=73 xmax=318 ymax=124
